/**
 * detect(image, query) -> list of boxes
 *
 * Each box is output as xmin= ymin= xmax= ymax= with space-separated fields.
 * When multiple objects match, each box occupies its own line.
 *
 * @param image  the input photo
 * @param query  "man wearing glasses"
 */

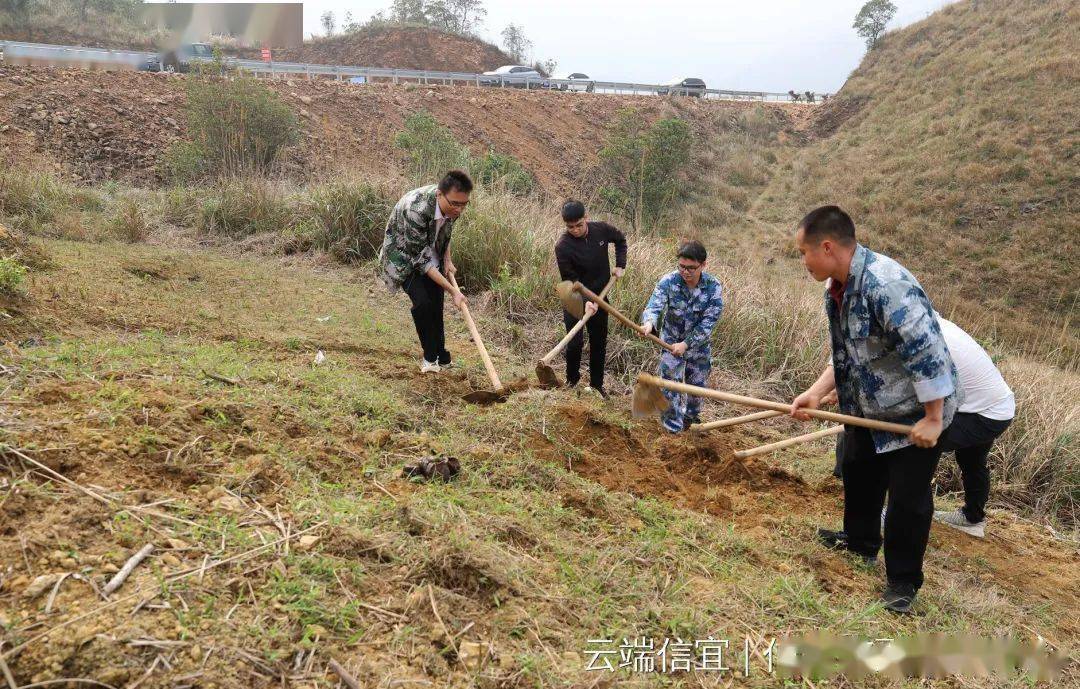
xmin=641 ymin=241 xmax=724 ymax=432
xmin=379 ymin=170 xmax=472 ymax=374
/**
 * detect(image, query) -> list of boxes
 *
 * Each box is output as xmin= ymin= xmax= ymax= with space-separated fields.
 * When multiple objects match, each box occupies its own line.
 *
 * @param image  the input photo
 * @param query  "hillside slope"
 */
xmin=0 ymin=66 xmax=794 ymax=195
xmin=756 ymin=0 xmax=1079 ymax=363
xmin=0 ymin=239 xmax=1076 ymax=687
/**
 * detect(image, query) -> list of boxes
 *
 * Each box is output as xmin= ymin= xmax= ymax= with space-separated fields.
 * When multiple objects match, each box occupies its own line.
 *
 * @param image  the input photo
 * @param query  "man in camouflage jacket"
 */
xmin=641 ymin=241 xmax=724 ymax=433
xmin=378 ymin=171 xmax=472 ymax=373
xmin=791 ymin=205 xmax=959 ymax=614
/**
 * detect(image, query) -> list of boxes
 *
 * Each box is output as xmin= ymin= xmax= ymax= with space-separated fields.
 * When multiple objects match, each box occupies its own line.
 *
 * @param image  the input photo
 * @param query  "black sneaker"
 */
xmin=817 ymin=528 xmax=849 ymax=550
xmin=882 ymin=582 xmax=917 ymax=614
xmin=818 ymin=529 xmax=877 ymax=566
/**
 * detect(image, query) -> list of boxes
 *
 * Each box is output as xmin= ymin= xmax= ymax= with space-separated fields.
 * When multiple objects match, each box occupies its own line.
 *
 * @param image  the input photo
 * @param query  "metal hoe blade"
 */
xmin=556 ymin=280 xmax=585 ymax=319
xmin=631 ymin=376 xmax=670 ymax=418
xmin=462 ymin=388 xmax=510 ymax=405
xmin=534 ymin=361 xmax=561 ymax=388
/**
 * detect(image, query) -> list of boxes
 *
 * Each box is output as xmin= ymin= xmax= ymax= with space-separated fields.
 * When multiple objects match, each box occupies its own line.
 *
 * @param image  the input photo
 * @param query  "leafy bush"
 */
xmin=179 ymin=76 xmax=300 ymax=178
xmin=0 ymin=256 xmax=27 ymax=296
xmin=395 ymin=112 xmax=533 ymax=194
xmin=394 ymin=112 xmax=469 ymax=185
xmin=595 ymin=109 xmax=693 ymax=232
xmin=161 ymin=141 xmax=210 ymax=183
xmin=469 ymin=149 xmax=535 ymax=196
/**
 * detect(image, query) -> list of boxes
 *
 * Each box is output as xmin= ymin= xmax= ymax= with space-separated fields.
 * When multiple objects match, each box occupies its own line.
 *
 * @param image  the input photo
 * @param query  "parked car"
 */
xmin=157 ymin=42 xmax=214 ymax=73
xmin=140 ymin=53 xmax=161 ymax=72
xmin=657 ymin=77 xmax=707 ymax=97
xmin=480 ymin=65 xmax=548 ymax=89
xmin=551 ymin=72 xmax=594 ymax=92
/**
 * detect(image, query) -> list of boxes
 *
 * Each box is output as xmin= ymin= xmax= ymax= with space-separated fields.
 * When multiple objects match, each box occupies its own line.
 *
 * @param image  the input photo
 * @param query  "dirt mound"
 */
xmin=273 ymin=26 xmax=514 ymax=73
xmin=0 ymin=65 xmax=796 ymax=192
xmin=807 ymin=93 xmax=870 ymax=139
xmin=535 ymin=402 xmax=809 ymax=517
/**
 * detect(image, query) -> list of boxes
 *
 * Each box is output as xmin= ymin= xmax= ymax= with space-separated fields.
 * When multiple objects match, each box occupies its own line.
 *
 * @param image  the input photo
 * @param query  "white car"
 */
xmin=551 ymin=72 xmax=594 ymax=92
xmin=480 ymin=65 xmax=547 ymax=89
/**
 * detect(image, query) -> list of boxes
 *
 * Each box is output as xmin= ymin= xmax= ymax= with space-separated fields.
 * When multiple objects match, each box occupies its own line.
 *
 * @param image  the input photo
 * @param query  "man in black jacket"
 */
xmin=554 ymin=201 xmax=627 ymax=396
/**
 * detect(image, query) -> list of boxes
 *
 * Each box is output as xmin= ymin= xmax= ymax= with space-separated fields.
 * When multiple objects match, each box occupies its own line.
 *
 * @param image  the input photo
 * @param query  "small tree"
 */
xmin=434 ymin=0 xmax=486 ymax=34
xmin=391 ymin=0 xmax=429 ymax=24
xmin=595 ymin=109 xmax=693 ymax=232
xmin=500 ymin=23 xmax=532 ymax=63
xmin=853 ymin=0 xmax=897 ymax=50
xmin=537 ymin=58 xmax=557 ymax=77
xmin=342 ymin=11 xmax=360 ymax=33
xmin=320 ymin=10 xmax=336 ymax=36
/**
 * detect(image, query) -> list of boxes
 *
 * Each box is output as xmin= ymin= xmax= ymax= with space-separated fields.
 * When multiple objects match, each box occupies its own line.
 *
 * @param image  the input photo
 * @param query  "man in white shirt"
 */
xmin=927 ymin=316 xmax=1014 ymax=537
xmin=829 ymin=315 xmax=1015 ymax=538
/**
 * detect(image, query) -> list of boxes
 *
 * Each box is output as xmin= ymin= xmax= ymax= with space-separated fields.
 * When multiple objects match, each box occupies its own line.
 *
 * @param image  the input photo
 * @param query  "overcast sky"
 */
xmin=201 ymin=1 xmax=960 ymax=92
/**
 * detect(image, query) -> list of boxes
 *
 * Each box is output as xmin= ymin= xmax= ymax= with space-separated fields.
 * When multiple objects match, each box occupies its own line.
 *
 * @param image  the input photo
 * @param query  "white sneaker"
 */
xmin=420 ymin=360 xmax=441 ymax=374
xmin=934 ymin=509 xmax=985 ymax=538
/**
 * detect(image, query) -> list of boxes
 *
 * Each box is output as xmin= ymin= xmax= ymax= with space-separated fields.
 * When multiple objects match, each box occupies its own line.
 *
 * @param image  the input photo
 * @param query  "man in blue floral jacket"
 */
xmin=790 ymin=205 xmax=959 ymax=614
xmin=641 ymin=241 xmax=724 ymax=433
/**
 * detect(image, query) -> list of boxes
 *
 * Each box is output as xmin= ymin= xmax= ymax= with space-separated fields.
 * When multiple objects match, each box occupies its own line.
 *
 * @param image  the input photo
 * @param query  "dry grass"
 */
xmin=754 ymin=0 xmax=1079 ymax=367
xmin=1 ymin=238 xmax=1076 ymax=688
xmin=987 ymin=359 xmax=1080 ymax=525
xmin=1 ymin=164 xmax=1073 ymax=524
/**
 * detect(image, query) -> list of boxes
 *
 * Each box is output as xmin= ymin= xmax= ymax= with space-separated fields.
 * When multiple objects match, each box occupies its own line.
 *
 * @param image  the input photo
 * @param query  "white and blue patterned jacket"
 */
xmin=828 ymin=244 xmax=960 ymax=453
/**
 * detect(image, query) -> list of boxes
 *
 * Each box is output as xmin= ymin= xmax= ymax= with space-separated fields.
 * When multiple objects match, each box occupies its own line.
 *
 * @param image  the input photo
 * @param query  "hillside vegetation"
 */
xmin=0 ymin=0 xmax=1077 ymax=686
xmin=755 ymin=0 xmax=1079 ymax=364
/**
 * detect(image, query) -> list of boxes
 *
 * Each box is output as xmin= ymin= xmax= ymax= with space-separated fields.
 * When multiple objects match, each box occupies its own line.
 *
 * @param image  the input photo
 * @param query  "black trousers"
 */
xmin=841 ymin=427 xmax=943 ymax=590
xmin=562 ymin=308 xmax=609 ymax=391
xmin=834 ymin=413 xmax=1011 ymax=524
xmin=404 ymin=271 xmax=449 ymax=364
xmin=937 ymin=412 xmax=1012 ymax=523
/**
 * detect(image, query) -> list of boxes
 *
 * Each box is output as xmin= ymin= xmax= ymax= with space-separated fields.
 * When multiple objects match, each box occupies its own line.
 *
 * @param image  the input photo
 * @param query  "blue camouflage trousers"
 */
xmin=657 ymin=347 xmax=711 ymax=432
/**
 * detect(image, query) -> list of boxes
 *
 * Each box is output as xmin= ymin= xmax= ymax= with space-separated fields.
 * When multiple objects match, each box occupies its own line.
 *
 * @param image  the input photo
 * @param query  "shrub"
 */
xmin=394 ymin=111 xmax=469 ymax=185
xmin=0 ymin=256 xmax=27 ymax=296
xmin=469 ymin=149 xmax=535 ymax=196
xmin=108 ymin=197 xmax=151 ymax=243
xmin=395 ymin=112 xmax=534 ymax=194
xmin=197 ymin=179 xmax=296 ymax=238
xmin=180 ymin=75 xmax=300 ymax=178
xmin=306 ymin=181 xmax=395 ymax=261
xmin=161 ymin=141 xmax=210 ymax=183
xmin=595 ymin=109 xmax=693 ymax=232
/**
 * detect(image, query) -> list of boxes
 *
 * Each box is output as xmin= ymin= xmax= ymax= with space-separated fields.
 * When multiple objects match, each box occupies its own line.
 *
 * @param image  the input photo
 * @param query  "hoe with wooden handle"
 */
xmin=734 ymin=425 xmax=844 ymax=458
xmin=536 ymin=275 xmax=618 ymax=388
xmin=558 ymin=281 xmax=676 ymax=353
xmin=632 ymin=373 xmax=914 ymax=435
xmin=690 ymin=410 xmax=785 ymax=431
xmin=449 ymin=274 xmax=508 ymax=405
